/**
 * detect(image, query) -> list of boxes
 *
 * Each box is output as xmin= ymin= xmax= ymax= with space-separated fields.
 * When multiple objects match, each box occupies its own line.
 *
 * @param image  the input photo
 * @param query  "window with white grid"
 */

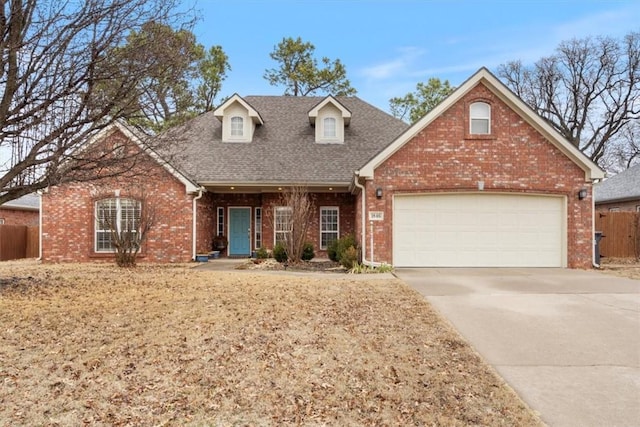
xmin=320 ymin=207 xmax=339 ymax=250
xmin=255 ymin=207 xmax=262 ymax=249
xmin=274 ymin=206 xmax=292 ymax=246
xmin=95 ymin=198 xmax=141 ymax=252
xmin=217 ymin=207 xmax=224 ymax=236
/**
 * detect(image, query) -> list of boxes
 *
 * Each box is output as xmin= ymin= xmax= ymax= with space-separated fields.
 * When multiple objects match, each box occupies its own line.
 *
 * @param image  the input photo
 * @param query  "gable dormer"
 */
xmin=308 ymin=96 xmax=351 ymax=144
xmin=214 ymin=94 xmax=264 ymax=143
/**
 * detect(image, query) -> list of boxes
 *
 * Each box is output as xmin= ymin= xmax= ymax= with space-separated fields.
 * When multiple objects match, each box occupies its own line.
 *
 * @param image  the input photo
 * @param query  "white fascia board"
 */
xmin=359 ymin=67 xmax=604 ymax=181
xmin=214 ymin=94 xmax=264 ymax=125
xmin=198 ymin=181 xmax=351 ymax=188
xmin=308 ymin=95 xmax=352 ymax=125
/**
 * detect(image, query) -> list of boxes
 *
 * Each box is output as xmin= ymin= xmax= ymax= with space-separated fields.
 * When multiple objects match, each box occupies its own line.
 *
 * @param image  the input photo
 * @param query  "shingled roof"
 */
xmin=161 ymin=96 xmax=408 ymax=186
xmin=1 ymin=193 xmax=39 ymax=210
xmin=594 ymin=163 xmax=640 ymax=203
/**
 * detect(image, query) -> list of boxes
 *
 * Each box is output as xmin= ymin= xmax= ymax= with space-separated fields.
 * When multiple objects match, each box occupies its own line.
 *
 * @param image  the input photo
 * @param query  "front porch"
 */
xmin=195 ymin=187 xmax=356 ymax=258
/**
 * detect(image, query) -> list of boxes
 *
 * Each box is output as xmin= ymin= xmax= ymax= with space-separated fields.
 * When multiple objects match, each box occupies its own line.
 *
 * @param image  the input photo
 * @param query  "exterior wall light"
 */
xmin=375 ymin=187 xmax=383 ymax=199
xmin=578 ymin=188 xmax=587 ymax=200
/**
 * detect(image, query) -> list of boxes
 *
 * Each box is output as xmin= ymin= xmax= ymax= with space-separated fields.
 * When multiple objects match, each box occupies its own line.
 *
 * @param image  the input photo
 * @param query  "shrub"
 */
xmin=256 ymin=247 xmax=269 ymax=259
xmin=329 ymin=235 xmax=359 ymax=263
xmin=327 ymin=239 xmax=339 ymax=262
xmin=302 ymin=242 xmax=315 ymax=261
xmin=272 ymin=243 xmax=288 ymax=263
xmin=340 ymin=245 xmax=359 ymax=270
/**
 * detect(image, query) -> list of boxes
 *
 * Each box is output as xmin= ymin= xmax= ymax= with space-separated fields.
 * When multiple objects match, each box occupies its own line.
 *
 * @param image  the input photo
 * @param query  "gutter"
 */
xmin=192 ymin=188 xmax=204 ymax=260
xmin=353 ymin=172 xmax=382 ymax=268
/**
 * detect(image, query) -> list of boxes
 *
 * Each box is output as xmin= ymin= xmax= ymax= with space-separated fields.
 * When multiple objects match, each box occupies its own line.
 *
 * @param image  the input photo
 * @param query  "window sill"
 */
xmin=89 ymin=252 xmax=146 ymax=259
xmin=464 ymin=134 xmax=496 ymax=141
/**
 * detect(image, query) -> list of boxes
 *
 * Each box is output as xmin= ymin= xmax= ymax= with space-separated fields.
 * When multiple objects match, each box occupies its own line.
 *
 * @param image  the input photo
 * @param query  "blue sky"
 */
xmin=190 ymin=0 xmax=639 ymax=112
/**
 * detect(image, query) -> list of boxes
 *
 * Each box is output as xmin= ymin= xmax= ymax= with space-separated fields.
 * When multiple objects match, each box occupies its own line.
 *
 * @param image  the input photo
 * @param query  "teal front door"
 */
xmin=228 ymin=208 xmax=251 ymax=256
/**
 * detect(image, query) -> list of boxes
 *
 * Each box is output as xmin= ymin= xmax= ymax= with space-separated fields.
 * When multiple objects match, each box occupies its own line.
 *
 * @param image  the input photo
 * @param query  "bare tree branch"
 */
xmin=498 ymin=32 xmax=639 ymax=168
xmin=0 ymin=0 xmax=193 ymax=204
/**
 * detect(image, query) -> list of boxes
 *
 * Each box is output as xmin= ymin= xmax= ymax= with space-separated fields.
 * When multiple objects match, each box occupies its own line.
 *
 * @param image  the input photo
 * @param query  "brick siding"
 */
xmin=42 ymin=130 xmax=196 ymax=263
xmin=364 ymin=82 xmax=594 ymax=268
xmin=0 ymin=208 xmax=38 ymax=226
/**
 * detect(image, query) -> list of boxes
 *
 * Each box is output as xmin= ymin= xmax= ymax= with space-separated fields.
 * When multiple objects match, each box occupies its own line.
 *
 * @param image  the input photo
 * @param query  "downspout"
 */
xmin=591 ymin=182 xmax=600 ymax=268
xmin=353 ymin=172 xmax=382 ymax=268
xmin=37 ymin=190 xmax=43 ymax=261
xmin=192 ymin=187 xmax=204 ymax=261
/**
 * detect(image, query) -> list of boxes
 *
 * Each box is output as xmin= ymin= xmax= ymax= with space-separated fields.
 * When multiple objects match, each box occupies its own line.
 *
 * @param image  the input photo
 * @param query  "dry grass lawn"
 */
xmin=0 ymin=260 xmax=541 ymax=426
xmin=600 ymin=257 xmax=640 ymax=280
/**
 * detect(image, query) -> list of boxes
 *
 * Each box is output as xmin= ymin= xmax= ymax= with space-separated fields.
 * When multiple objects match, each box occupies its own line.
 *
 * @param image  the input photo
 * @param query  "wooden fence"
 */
xmin=595 ymin=211 xmax=640 ymax=259
xmin=0 ymin=225 xmax=40 ymax=261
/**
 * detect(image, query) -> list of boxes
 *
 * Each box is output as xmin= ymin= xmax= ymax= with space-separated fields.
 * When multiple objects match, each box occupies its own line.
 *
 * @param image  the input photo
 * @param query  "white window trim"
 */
xmin=230 ymin=116 xmax=244 ymax=138
xmin=317 ymin=112 xmax=343 ymax=144
xmin=217 ymin=207 xmax=225 ymax=237
xmin=319 ymin=206 xmax=339 ymax=250
xmin=609 ymin=207 xmax=621 ymax=212
xmin=470 ymin=101 xmax=491 ymax=135
xmin=636 ymin=205 xmax=640 ymax=212
xmin=254 ymin=207 xmax=262 ymax=250
xmin=323 ymin=117 xmax=337 ymax=139
xmin=95 ymin=197 xmax=141 ymax=253
xmin=274 ymin=206 xmax=292 ymax=246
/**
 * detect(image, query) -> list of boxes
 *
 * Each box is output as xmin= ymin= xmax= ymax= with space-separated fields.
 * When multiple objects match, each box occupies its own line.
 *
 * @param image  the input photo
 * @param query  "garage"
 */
xmin=393 ymin=193 xmax=566 ymax=267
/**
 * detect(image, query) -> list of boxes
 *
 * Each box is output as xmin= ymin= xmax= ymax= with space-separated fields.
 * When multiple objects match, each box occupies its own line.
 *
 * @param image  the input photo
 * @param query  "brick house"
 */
xmin=41 ymin=68 xmax=604 ymax=268
xmin=594 ymin=163 xmax=640 ymax=212
xmin=0 ymin=194 xmax=39 ymax=226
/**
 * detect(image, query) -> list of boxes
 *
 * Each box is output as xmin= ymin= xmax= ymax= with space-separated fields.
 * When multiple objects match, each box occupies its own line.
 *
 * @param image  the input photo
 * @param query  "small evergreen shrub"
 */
xmin=302 ymin=242 xmax=315 ymax=261
xmin=329 ymin=235 xmax=359 ymax=263
xmin=340 ymin=245 xmax=359 ymax=270
xmin=327 ymin=239 xmax=339 ymax=262
xmin=256 ymin=247 xmax=269 ymax=259
xmin=272 ymin=243 xmax=288 ymax=263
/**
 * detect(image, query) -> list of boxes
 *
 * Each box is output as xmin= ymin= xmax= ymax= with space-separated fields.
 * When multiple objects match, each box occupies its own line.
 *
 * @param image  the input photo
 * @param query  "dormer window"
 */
xmin=470 ymin=102 xmax=491 ymax=134
xmin=308 ymin=95 xmax=351 ymax=144
xmin=230 ymin=116 xmax=244 ymax=137
xmin=213 ymin=94 xmax=264 ymax=143
xmin=323 ymin=117 xmax=337 ymax=138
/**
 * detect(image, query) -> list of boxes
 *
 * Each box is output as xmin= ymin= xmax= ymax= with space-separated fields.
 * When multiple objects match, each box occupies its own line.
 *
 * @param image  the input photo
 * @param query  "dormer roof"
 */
xmin=213 ymin=94 xmax=264 ymax=125
xmin=307 ymin=95 xmax=352 ymax=126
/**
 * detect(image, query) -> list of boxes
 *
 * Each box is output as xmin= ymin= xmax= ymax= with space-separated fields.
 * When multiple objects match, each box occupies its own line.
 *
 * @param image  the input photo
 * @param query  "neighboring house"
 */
xmin=41 ymin=68 xmax=604 ymax=268
xmin=0 ymin=194 xmax=39 ymax=226
xmin=594 ymin=163 xmax=640 ymax=212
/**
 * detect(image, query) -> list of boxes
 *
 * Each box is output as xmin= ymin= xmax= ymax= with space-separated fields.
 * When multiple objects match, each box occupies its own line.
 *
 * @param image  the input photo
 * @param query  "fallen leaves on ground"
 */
xmin=0 ymin=260 xmax=541 ymax=426
xmin=600 ymin=257 xmax=640 ymax=280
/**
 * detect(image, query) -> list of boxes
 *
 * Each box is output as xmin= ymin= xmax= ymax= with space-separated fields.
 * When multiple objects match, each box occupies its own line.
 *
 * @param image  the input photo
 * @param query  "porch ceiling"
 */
xmin=201 ymin=183 xmax=351 ymax=194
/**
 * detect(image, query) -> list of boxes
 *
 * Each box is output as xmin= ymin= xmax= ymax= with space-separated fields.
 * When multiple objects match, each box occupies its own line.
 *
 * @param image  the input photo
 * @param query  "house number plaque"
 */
xmin=369 ymin=211 xmax=384 ymax=221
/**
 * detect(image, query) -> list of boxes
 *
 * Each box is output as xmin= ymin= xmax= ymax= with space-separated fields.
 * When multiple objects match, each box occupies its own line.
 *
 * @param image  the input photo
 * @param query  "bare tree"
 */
xmin=498 ymin=32 xmax=639 ymax=166
xmin=604 ymin=118 xmax=640 ymax=172
xmin=0 ymin=0 xmax=192 ymax=205
xmin=277 ymin=186 xmax=314 ymax=263
xmin=98 ymin=190 xmax=156 ymax=267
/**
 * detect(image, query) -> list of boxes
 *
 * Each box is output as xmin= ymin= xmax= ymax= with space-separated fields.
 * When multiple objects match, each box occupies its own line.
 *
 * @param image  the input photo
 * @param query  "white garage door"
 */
xmin=393 ymin=193 xmax=565 ymax=267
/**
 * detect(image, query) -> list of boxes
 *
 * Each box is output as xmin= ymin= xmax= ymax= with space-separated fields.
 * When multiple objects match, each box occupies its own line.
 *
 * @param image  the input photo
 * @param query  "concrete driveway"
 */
xmin=395 ymin=268 xmax=640 ymax=427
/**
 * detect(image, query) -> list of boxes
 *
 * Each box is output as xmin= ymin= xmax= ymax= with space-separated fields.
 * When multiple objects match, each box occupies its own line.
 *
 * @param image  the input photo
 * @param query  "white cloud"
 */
xmin=359 ymin=46 xmax=427 ymax=80
xmin=552 ymin=6 xmax=640 ymax=41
